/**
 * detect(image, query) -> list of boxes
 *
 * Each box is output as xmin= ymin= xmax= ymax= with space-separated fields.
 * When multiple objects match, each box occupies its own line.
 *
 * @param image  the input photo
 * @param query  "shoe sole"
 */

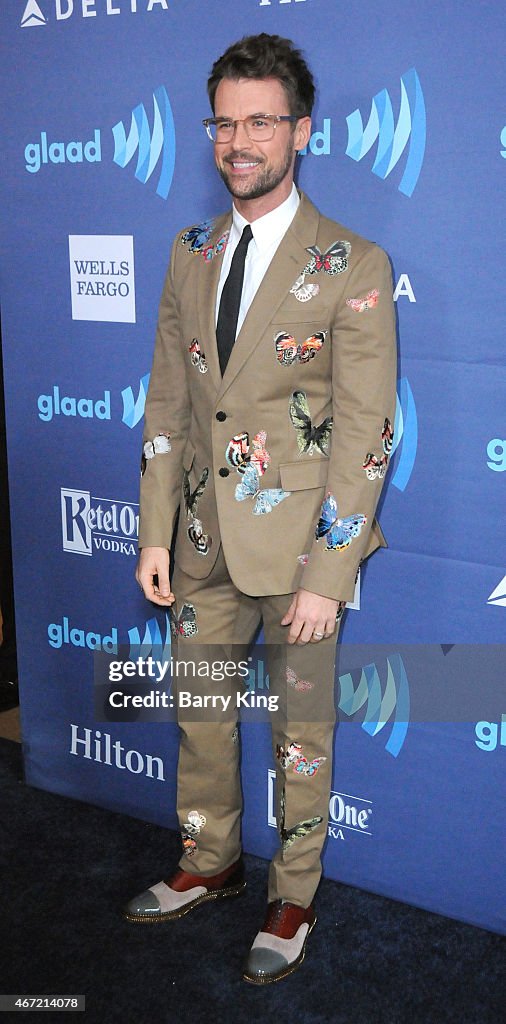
xmin=242 ymin=915 xmax=317 ymax=985
xmin=123 ymin=879 xmax=246 ymax=923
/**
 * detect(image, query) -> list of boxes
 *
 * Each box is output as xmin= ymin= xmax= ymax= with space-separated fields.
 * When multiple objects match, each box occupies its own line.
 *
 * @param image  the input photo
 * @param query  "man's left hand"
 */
xmin=281 ymin=589 xmax=344 ymax=645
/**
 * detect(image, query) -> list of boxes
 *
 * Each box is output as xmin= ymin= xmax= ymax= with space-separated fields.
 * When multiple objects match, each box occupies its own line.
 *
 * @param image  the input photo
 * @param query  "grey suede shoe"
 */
xmin=123 ymin=859 xmax=245 ymax=923
xmin=243 ymin=900 xmax=316 ymax=984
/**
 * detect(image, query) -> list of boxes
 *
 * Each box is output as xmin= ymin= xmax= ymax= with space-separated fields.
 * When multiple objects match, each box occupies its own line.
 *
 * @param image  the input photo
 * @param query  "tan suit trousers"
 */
xmin=171 ymin=545 xmax=341 ymax=908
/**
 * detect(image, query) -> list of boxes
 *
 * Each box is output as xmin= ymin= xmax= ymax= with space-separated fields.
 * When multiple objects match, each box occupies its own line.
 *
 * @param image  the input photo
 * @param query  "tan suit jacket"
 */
xmin=139 ymin=192 xmax=397 ymax=603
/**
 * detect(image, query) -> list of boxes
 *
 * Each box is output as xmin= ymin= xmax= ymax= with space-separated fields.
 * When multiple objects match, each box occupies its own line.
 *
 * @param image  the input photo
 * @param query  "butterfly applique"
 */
xmin=181 ymin=834 xmax=197 ymax=857
xmin=382 ymin=417 xmax=394 ymax=454
xmin=201 ymin=231 xmax=229 ymax=262
xmin=181 ymin=811 xmax=206 ymax=857
xmin=315 ymin=493 xmax=367 ymax=551
xmin=290 ymin=273 xmax=320 ymax=303
xmin=275 ymin=330 xmax=327 ymax=366
xmin=286 ymin=667 xmax=314 ymax=693
xmin=188 ymin=339 xmax=208 ymax=374
xmin=303 ymin=240 xmax=351 ymax=276
xmin=289 ymin=390 xmax=333 ymax=456
xmin=362 ymin=418 xmax=394 ymax=480
xmin=277 ymin=741 xmax=327 ymax=776
xmin=226 ymin=431 xmax=270 ymax=476
xmin=183 ymin=811 xmax=207 ymax=835
xmin=141 ymin=432 xmax=171 ymax=475
xmin=235 ymin=463 xmax=290 ymax=516
xmin=181 ymin=220 xmax=214 ymax=254
xmin=183 ymin=467 xmax=211 ymax=555
xmin=171 ymin=602 xmax=198 ymax=639
xmin=346 ymin=289 xmax=380 ymax=313
xmin=279 ymin=787 xmax=323 ymax=851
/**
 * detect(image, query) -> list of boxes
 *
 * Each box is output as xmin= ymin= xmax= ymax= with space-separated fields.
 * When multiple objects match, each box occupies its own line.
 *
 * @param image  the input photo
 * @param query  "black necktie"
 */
xmin=216 ymin=224 xmax=253 ymax=374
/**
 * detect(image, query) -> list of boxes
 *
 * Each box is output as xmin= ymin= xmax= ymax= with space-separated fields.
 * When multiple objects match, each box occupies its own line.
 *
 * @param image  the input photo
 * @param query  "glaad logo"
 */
xmin=128 ymin=614 xmax=171 ymax=662
xmin=60 ymin=488 xmax=139 ymax=557
xmin=390 ymin=377 xmax=417 ymax=492
xmin=122 ymin=373 xmax=150 ymax=429
xmin=24 ymin=87 xmax=175 ymax=201
xmin=68 ymin=235 xmax=135 ymax=323
xmin=37 ymin=386 xmax=111 ymax=423
xmin=21 ymin=0 xmax=47 ymax=26
xmin=338 ymin=653 xmax=410 ymax=758
xmin=46 ymin=612 xmax=170 ymax=656
xmin=475 ymin=714 xmax=506 ymax=752
xmin=486 ymin=437 xmax=506 ymax=472
xmin=36 ymin=377 xmax=148 ymax=427
xmin=47 ymin=616 xmax=118 ymax=651
xmin=112 ymin=86 xmax=175 ymax=200
xmin=487 ymin=575 xmax=506 ymax=608
xmin=345 ymin=68 xmax=426 ymax=197
xmin=267 ymin=771 xmax=372 ymax=841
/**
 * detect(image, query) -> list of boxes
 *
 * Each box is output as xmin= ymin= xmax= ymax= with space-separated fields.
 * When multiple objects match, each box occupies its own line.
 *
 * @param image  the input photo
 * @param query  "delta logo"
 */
xmin=487 ymin=575 xmax=506 ymax=609
xmin=21 ymin=1 xmax=176 ymax=29
xmin=23 ymin=86 xmax=175 ymax=200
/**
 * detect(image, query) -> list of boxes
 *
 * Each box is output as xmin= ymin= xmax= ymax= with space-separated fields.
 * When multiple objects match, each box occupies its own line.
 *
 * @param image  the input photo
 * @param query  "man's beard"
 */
xmin=216 ymin=143 xmax=295 ymax=201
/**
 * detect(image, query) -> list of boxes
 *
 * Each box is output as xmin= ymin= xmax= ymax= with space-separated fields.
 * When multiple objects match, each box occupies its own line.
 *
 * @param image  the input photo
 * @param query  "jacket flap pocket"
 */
xmin=279 ymin=458 xmax=328 ymax=491
xmin=182 ymin=441 xmax=196 ymax=471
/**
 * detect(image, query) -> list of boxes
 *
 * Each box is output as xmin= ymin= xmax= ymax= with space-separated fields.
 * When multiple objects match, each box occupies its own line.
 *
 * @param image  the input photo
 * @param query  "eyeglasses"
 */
xmin=202 ymin=114 xmax=298 ymax=143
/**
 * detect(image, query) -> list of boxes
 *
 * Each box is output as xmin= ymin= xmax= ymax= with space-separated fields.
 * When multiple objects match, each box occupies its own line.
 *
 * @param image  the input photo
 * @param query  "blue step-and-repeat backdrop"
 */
xmin=1 ymin=1 xmax=504 ymax=934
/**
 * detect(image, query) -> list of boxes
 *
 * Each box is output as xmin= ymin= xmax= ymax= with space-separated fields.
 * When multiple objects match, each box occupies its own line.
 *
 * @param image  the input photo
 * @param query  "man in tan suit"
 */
xmin=124 ymin=34 xmax=396 ymax=984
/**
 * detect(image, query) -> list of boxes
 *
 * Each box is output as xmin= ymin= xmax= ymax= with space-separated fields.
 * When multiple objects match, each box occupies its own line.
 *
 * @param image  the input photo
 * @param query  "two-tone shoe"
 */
xmin=123 ymin=857 xmax=245 ymax=923
xmin=243 ymin=899 xmax=316 ymax=984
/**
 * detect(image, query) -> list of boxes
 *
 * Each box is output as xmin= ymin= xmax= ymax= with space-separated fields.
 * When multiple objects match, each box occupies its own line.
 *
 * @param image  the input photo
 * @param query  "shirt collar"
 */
xmin=231 ymin=183 xmax=300 ymax=253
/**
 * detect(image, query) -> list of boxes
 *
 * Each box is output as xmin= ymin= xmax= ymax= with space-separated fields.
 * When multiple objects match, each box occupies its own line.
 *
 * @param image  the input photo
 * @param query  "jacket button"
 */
xmin=219 ymin=467 xmax=229 ymax=478
xmin=216 ymin=410 xmax=227 ymax=422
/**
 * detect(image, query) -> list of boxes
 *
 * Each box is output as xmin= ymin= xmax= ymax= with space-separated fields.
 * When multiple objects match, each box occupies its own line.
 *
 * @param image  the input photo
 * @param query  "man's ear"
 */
xmin=294 ymin=116 xmax=312 ymax=152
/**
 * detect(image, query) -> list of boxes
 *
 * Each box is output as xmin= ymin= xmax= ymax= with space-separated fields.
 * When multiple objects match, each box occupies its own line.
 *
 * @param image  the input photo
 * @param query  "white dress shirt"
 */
xmin=216 ymin=183 xmax=300 ymax=337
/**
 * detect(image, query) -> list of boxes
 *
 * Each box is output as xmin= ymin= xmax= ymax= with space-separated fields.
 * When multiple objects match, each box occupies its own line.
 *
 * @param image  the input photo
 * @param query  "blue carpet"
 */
xmin=0 ymin=739 xmax=503 ymax=1024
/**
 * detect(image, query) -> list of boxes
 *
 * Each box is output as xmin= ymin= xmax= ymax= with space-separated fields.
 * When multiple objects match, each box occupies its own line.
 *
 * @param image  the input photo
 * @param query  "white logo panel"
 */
xmin=68 ymin=234 xmax=135 ymax=323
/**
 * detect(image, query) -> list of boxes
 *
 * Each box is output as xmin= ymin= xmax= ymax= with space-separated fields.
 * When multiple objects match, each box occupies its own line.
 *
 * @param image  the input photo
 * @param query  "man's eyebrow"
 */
xmin=215 ymin=112 xmax=272 ymax=119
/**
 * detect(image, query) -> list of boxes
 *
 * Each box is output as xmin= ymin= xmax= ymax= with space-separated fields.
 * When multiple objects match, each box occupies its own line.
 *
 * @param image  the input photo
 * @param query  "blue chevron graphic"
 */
xmin=338 ymin=653 xmax=410 ymax=757
xmin=345 ymin=69 xmax=426 ymax=197
xmin=128 ymin=614 xmax=171 ymax=661
xmin=121 ymin=373 xmax=150 ymax=429
xmin=391 ymin=377 xmax=418 ymax=491
xmin=112 ymin=86 xmax=175 ymax=200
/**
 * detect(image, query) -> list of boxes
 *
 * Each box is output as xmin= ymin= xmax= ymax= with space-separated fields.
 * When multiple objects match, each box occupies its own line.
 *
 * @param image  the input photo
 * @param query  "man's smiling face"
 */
xmin=213 ymin=77 xmax=310 ymax=218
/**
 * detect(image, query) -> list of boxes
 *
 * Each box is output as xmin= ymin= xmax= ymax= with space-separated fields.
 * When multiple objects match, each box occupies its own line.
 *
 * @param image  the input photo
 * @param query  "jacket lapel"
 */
xmin=196 ymin=212 xmax=231 ymax=390
xmin=217 ymin=193 xmax=321 ymax=399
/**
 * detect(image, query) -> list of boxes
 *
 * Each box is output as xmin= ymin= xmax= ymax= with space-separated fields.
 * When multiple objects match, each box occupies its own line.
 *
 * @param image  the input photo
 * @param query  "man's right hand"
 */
xmin=136 ymin=546 xmax=175 ymax=607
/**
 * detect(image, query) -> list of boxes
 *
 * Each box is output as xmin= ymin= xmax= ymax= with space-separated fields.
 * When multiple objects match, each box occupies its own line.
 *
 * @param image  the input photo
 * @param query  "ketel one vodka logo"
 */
xmin=267 ymin=771 xmax=373 ymax=842
xmin=61 ymin=488 xmax=139 ymax=556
